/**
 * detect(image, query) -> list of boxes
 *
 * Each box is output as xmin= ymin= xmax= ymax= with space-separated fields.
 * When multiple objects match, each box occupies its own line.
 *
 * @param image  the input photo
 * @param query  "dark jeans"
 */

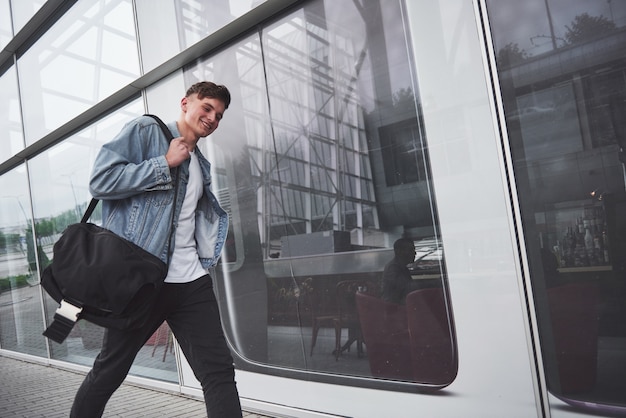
xmin=70 ymin=275 xmax=241 ymax=418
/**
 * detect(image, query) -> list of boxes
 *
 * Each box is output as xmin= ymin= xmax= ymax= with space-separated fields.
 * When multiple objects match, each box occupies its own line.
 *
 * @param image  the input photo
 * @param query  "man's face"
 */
xmin=181 ymin=93 xmax=226 ymax=139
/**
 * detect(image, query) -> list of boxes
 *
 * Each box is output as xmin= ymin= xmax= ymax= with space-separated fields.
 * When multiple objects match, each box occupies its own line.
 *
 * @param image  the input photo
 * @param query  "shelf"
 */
xmin=557 ymin=265 xmax=613 ymax=273
xmin=411 ymin=274 xmax=441 ymax=280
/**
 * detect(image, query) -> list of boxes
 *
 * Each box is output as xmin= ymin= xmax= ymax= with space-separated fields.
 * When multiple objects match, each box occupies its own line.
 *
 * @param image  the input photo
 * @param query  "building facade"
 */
xmin=1 ymin=1 xmax=625 ymax=417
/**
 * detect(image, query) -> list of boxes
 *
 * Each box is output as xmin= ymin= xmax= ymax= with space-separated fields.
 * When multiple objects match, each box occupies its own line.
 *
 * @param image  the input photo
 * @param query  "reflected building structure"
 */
xmin=191 ymin=1 xmax=446 ymax=375
xmin=212 ymin=1 xmax=433 ymax=261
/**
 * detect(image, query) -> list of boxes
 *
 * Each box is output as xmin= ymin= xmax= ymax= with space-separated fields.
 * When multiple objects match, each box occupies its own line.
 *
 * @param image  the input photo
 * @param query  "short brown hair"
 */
xmin=186 ymin=81 xmax=231 ymax=109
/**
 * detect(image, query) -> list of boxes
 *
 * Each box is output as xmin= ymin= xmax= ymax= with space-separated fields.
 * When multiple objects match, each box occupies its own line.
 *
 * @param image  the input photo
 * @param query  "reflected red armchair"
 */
xmin=333 ymin=280 xmax=379 ymax=360
xmin=308 ymin=281 xmax=337 ymax=357
xmin=355 ymin=292 xmax=413 ymax=380
xmin=405 ymin=288 xmax=456 ymax=385
xmin=547 ymin=282 xmax=599 ymax=394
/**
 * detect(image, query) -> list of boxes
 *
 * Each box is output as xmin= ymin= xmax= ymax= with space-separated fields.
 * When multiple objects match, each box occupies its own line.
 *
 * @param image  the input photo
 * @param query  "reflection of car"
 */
xmin=407 ymin=237 xmax=443 ymax=274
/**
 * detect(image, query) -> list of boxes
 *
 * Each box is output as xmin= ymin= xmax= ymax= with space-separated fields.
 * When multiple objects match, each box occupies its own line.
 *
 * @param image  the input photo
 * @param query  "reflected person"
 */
xmin=70 ymin=82 xmax=242 ymax=417
xmin=381 ymin=238 xmax=424 ymax=305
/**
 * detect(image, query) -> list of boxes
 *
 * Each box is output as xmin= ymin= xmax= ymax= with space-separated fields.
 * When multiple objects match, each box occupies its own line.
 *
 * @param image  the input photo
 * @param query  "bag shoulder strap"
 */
xmin=80 ymin=199 xmax=100 ymax=223
xmin=81 ymin=114 xmax=176 ymax=223
xmin=144 ymin=113 xmax=174 ymax=141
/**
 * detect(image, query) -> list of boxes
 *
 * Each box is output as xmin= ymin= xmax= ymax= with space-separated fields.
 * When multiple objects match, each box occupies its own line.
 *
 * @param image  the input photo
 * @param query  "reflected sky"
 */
xmin=487 ymin=0 xmax=626 ymax=56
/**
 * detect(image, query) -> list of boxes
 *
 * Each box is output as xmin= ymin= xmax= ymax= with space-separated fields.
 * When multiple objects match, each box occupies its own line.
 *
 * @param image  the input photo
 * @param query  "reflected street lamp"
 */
xmin=544 ymin=0 xmax=558 ymax=50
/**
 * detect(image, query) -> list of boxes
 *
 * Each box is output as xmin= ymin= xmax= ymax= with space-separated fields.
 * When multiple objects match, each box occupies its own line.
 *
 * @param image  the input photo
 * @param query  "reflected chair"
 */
xmin=547 ymin=282 xmax=599 ymax=394
xmin=405 ymin=287 xmax=456 ymax=385
xmin=149 ymin=322 xmax=173 ymax=362
xmin=333 ymin=279 xmax=378 ymax=360
xmin=355 ymin=292 xmax=413 ymax=380
xmin=309 ymin=280 xmax=338 ymax=356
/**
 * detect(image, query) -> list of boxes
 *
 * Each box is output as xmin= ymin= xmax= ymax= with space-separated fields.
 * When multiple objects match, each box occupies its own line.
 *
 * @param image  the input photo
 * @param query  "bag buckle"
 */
xmin=56 ymin=300 xmax=83 ymax=322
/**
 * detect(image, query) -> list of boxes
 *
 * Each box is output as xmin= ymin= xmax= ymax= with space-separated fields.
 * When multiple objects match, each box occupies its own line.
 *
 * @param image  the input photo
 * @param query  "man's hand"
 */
xmin=165 ymin=137 xmax=190 ymax=167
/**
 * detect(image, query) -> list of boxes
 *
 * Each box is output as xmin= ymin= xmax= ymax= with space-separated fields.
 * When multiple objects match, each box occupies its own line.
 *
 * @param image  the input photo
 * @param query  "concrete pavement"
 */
xmin=0 ymin=354 xmax=273 ymax=417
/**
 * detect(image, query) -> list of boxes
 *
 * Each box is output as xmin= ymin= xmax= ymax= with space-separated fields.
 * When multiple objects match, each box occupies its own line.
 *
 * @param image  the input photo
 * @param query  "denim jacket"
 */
xmin=89 ymin=115 xmax=228 ymax=268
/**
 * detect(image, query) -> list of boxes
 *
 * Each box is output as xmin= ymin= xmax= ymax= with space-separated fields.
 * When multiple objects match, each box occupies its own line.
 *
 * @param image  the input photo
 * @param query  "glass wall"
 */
xmin=486 ymin=0 xmax=626 ymax=413
xmin=0 ymin=0 xmax=12 ymax=50
xmin=28 ymin=98 xmax=180 ymax=382
xmin=135 ymin=0 xmax=268 ymax=73
xmin=17 ymin=0 xmax=140 ymax=145
xmin=187 ymin=0 xmax=457 ymax=389
xmin=9 ymin=0 xmax=45 ymax=34
xmin=12 ymin=0 xmax=626 ymax=415
xmin=0 ymin=164 xmax=47 ymax=357
xmin=11 ymin=0 xmax=618 ymax=411
xmin=0 ymin=65 xmax=24 ymax=163
xmin=0 ymin=0 xmax=461 ymax=394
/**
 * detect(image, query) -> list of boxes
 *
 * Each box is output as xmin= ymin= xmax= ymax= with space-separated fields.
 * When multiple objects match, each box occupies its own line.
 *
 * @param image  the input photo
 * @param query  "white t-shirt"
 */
xmin=165 ymin=151 xmax=207 ymax=283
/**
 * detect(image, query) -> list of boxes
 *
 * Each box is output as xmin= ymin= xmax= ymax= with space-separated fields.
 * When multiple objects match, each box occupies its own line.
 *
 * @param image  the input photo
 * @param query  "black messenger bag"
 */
xmin=42 ymin=114 xmax=175 ymax=344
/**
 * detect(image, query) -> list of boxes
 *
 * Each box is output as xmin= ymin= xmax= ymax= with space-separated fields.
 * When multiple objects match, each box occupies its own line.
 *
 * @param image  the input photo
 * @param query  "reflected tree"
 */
xmin=496 ymin=42 xmax=529 ymax=67
xmin=25 ymin=225 xmax=50 ymax=273
xmin=393 ymin=87 xmax=415 ymax=109
xmin=564 ymin=13 xmax=617 ymax=45
xmin=0 ymin=231 xmax=22 ymax=253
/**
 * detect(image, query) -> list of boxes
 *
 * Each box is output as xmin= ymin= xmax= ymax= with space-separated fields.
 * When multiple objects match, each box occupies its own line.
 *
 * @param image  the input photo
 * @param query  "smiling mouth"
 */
xmin=201 ymin=120 xmax=212 ymax=131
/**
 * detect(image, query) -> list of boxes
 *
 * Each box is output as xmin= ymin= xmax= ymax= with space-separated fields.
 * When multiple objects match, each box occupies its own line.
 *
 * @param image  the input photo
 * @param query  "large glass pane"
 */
xmin=0 ymin=65 xmax=25 ymax=163
xmin=9 ymin=0 xmax=44 ymax=34
xmin=185 ymin=0 xmax=456 ymax=391
xmin=0 ymin=164 xmax=47 ymax=357
xmin=30 ymin=99 xmax=179 ymax=383
xmin=136 ymin=0 xmax=268 ymax=73
xmin=17 ymin=0 xmax=140 ymax=145
xmin=487 ymin=0 xmax=626 ymax=414
xmin=0 ymin=0 xmax=12 ymax=50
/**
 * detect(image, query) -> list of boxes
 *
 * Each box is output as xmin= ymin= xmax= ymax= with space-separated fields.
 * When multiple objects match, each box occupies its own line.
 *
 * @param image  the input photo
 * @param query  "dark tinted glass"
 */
xmin=486 ymin=0 xmax=626 ymax=412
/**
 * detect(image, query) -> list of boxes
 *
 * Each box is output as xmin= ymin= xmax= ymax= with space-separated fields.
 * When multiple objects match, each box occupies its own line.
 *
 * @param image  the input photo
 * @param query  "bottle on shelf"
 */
xmin=602 ymin=229 xmax=610 ymax=264
xmin=554 ymin=205 xmax=611 ymax=268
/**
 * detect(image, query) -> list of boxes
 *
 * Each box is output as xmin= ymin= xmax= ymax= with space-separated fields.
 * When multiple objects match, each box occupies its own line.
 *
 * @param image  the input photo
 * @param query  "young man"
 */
xmin=70 ymin=81 xmax=242 ymax=417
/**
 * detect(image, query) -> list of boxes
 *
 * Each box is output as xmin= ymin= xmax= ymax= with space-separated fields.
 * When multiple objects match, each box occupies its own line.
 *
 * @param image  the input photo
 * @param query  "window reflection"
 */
xmin=9 ymin=0 xmax=44 ymax=34
xmin=0 ymin=165 xmax=47 ymax=357
xmin=487 ymin=0 xmax=626 ymax=412
xmin=28 ymin=99 xmax=178 ymax=382
xmin=17 ymin=0 xmax=140 ymax=145
xmin=136 ymin=0 xmax=268 ymax=73
xmin=0 ymin=0 xmax=12 ymax=50
xmin=190 ymin=0 xmax=456 ymax=389
xmin=0 ymin=66 xmax=24 ymax=163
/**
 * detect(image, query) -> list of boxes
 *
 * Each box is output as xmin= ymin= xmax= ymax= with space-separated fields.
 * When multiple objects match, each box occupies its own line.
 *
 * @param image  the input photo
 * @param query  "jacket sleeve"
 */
xmin=89 ymin=118 xmax=173 ymax=200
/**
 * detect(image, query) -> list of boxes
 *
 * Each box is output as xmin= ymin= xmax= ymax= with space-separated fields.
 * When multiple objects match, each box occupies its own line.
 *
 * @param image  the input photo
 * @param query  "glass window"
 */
xmin=29 ymin=99 xmax=179 ymax=383
xmin=379 ymin=117 xmax=429 ymax=186
xmin=135 ymin=0 xmax=268 ymax=73
xmin=0 ymin=0 xmax=12 ymax=50
xmin=185 ymin=0 xmax=456 ymax=390
xmin=0 ymin=65 xmax=25 ymax=163
xmin=9 ymin=0 xmax=44 ymax=34
xmin=487 ymin=0 xmax=626 ymax=413
xmin=0 ymin=164 xmax=47 ymax=357
xmin=17 ymin=0 xmax=140 ymax=145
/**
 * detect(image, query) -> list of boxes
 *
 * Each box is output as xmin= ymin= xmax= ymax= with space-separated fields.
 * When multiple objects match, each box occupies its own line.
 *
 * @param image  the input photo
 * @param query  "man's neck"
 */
xmin=176 ymin=121 xmax=200 ymax=149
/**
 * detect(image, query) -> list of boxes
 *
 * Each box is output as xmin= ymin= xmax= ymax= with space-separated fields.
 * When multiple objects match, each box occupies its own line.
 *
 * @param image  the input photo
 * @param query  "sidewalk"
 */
xmin=0 ymin=354 xmax=272 ymax=417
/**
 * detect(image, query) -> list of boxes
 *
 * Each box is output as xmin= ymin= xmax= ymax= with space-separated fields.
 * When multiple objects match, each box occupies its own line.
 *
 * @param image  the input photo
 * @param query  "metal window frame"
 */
xmin=0 ymin=0 xmax=303 ymax=176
